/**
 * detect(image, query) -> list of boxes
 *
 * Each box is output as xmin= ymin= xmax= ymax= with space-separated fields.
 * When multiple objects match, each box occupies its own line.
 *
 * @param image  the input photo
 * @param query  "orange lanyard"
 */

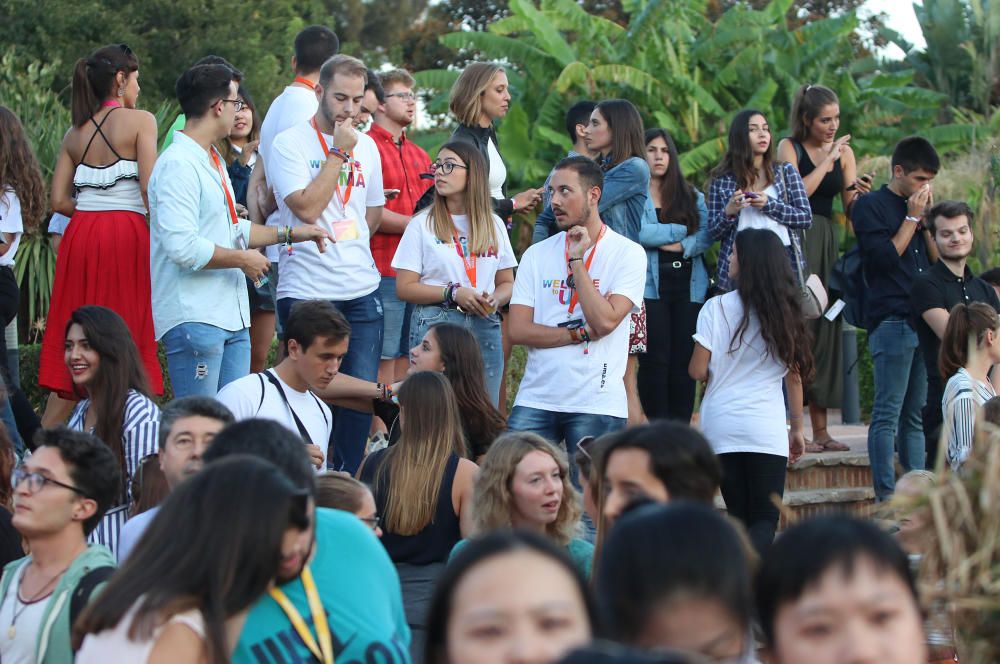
xmin=208 ymin=146 xmax=239 ymax=226
xmin=293 ymin=76 xmax=315 ymax=88
xmin=564 ymin=224 xmax=607 ymax=314
xmin=310 ymin=118 xmax=354 ymax=209
xmin=452 ymin=228 xmax=477 ymax=288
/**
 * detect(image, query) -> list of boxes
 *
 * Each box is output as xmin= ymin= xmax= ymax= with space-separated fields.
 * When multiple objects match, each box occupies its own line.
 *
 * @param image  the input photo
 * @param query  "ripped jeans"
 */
xmin=162 ymin=323 xmax=251 ymax=398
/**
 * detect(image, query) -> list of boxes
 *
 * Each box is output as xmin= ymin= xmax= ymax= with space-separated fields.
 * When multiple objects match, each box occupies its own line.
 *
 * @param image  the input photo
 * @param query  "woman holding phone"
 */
xmin=778 ymin=85 xmax=871 ymax=453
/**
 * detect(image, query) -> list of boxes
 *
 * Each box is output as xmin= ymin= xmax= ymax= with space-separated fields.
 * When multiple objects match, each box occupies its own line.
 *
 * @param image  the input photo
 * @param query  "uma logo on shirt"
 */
xmin=306 ymin=159 xmax=368 ymax=189
xmin=542 ymin=278 xmax=601 ymax=305
xmin=433 ymin=235 xmax=499 ymax=258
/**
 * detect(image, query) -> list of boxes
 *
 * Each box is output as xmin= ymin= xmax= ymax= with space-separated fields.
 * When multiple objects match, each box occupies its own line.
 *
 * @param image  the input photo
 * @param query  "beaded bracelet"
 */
xmin=329 ymin=146 xmax=351 ymax=164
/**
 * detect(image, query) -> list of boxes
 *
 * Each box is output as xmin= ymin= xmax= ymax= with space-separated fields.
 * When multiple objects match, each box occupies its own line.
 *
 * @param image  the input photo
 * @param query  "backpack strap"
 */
xmin=70 ymin=565 xmax=115 ymax=642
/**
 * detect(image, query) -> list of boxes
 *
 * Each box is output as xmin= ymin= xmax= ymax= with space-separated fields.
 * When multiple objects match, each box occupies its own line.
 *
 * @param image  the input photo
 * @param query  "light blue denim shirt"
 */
xmin=149 ymin=131 xmax=251 ymax=339
xmin=638 ymin=190 xmax=712 ymax=303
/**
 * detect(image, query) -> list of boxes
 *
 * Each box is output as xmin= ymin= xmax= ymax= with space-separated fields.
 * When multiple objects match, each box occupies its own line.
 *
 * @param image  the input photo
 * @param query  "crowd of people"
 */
xmin=0 ymin=21 xmax=990 ymax=664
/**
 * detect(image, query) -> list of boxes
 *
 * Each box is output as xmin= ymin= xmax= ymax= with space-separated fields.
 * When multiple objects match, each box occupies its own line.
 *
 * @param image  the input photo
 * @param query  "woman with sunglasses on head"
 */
xmin=64 ymin=305 xmax=160 ymax=557
xmin=393 ymin=141 xmax=517 ymax=406
xmin=75 ymin=456 xmax=312 ymax=663
xmin=40 ymin=44 xmax=162 ymax=428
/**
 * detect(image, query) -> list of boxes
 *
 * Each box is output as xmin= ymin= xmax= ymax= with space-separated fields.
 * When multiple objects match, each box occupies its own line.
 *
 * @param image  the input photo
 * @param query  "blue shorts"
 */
xmin=379 ymin=277 xmax=411 ymax=360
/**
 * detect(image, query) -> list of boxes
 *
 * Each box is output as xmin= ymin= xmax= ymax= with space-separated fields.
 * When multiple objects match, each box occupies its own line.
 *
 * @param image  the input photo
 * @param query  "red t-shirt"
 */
xmin=367 ymin=123 xmax=433 ymax=276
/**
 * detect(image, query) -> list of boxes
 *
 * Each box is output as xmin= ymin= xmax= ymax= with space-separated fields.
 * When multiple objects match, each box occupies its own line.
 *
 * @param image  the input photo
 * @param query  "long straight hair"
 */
xmin=376 ymin=371 xmax=467 ymax=535
xmin=711 ymin=109 xmax=776 ymax=191
xmin=431 ymin=324 xmax=505 ymax=458
xmin=644 ymin=127 xmax=699 ymax=234
xmin=74 ymin=456 xmax=311 ymax=663
xmin=939 ymin=302 xmax=999 ymax=380
xmin=730 ymin=229 xmax=814 ymax=382
xmin=0 ymin=107 xmax=46 ymax=232
xmin=427 ymin=141 xmax=498 ymax=256
xmin=217 ymin=84 xmax=261 ymax=166
xmin=594 ymin=99 xmax=645 ymax=169
xmin=65 ymin=306 xmax=152 ymax=487
xmin=71 ymin=44 xmax=139 ymax=127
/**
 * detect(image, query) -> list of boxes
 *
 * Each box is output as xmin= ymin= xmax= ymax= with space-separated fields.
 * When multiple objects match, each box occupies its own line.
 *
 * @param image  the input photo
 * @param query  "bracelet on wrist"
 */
xmin=568 ymin=257 xmax=583 ymax=265
xmin=329 ymin=146 xmax=351 ymax=163
xmin=579 ymin=327 xmax=592 ymax=344
xmin=511 ymin=197 xmax=518 ymax=212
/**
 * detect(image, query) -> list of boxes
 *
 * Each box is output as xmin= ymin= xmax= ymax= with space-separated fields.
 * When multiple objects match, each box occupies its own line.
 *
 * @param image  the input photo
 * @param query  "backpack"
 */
xmin=830 ymin=243 xmax=867 ymax=328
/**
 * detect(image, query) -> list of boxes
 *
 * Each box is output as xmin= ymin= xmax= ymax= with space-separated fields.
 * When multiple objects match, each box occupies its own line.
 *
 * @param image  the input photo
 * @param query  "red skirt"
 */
xmin=38 ymin=210 xmax=163 ymax=398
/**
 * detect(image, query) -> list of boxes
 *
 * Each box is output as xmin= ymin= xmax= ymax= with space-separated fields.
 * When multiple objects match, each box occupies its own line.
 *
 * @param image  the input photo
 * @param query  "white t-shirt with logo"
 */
xmin=216 ymin=368 xmax=333 ymax=467
xmin=391 ymin=209 xmax=517 ymax=294
xmin=269 ymin=122 xmax=385 ymax=301
xmin=511 ymin=227 xmax=645 ymax=418
xmin=694 ymin=291 xmax=789 ymax=457
xmin=259 ymin=85 xmax=319 ymax=263
xmin=0 ymin=189 xmax=25 ymax=268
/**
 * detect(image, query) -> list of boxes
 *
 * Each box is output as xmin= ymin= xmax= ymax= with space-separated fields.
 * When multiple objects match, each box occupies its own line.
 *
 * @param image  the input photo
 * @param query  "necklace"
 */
xmin=7 ymin=563 xmax=69 ymax=639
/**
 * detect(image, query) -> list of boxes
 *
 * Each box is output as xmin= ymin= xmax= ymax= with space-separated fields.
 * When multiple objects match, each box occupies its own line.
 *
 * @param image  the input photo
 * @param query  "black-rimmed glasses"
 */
xmin=12 ymin=468 xmax=86 ymax=495
xmin=219 ymin=98 xmax=245 ymax=112
xmin=359 ymin=515 xmax=381 ymax=530
xmin=431 ymin=161 xmax=468 ymax=176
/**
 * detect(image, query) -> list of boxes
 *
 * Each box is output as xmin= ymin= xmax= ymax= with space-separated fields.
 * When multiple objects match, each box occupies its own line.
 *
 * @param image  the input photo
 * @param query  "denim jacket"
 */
xmin=638 ymin=190 xmax=712 ymax=302
xmin=532 ymin=156 xmax=649 ymax=244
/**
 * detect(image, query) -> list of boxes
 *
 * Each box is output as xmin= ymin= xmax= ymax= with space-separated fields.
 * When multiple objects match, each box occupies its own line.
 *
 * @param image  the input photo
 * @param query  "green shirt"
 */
xmin=450 ymin=536 xmax=594 ymax=579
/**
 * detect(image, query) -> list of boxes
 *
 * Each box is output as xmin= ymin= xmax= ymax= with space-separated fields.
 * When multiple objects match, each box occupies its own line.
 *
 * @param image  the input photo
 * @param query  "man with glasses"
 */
xmin=117 ymin=397 xmax=235 ymax=561
xmin=150 ymin=63 xmax=333 ymax=397
xmin=0 ymin=427 xmax=120 ymax=663
xmin=368 ymin=68 xmax=434 ymax=390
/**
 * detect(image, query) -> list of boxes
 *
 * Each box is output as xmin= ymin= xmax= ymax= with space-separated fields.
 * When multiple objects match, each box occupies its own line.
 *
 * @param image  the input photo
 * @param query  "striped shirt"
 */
xmin=942 ymin=368 xmax=996 ymax=470
xmin=68 ymin=389 xmax=160 ymax=556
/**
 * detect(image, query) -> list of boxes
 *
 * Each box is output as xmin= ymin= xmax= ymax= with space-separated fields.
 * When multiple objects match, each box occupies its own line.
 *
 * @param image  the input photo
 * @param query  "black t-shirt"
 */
xmin=0 ymin=508 xmax=23 ymax=568
xmin=910 ymin=260 xmax=1000 ymax=387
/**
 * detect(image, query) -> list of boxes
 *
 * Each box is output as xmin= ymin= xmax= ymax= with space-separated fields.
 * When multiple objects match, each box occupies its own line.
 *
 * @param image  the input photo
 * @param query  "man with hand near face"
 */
xmin=269 ymin=54 xmax=386 ymax=474
xmin=507 ymin=156 xmax=646 ymax=481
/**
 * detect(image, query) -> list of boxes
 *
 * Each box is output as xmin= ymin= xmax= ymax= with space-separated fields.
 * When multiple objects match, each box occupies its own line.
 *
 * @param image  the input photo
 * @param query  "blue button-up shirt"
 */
xmin=149 ymin=131 xmax=251 ymax=338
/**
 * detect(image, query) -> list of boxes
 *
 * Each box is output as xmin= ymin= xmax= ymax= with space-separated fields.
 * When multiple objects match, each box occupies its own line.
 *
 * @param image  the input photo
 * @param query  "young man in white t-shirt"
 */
xmin=217 ymin=300 xmax=349 ymax=470
xmin=508 ymin=156 xmax=646 ymax=475
xmin=268 ymin=54 xmax=385 ymax=474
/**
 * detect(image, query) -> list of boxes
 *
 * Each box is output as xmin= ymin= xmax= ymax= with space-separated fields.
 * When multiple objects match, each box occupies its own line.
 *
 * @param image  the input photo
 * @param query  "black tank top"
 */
xmin=794 ymin=139 xmax=843 ymax=218
xmin=359 ymin=449 xmax=461 ymax=564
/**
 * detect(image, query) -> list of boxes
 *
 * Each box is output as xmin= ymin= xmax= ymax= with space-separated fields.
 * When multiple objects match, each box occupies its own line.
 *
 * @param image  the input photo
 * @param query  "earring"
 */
xmin=118 ymin=87 xmax=125 ymax=97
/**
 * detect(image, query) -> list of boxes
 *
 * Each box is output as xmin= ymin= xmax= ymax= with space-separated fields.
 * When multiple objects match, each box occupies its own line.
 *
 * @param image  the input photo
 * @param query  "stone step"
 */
xmin=779 ymin=486 xmax=876 ymax=528
xmin=785 ymin=451 xmax=872 ymax=491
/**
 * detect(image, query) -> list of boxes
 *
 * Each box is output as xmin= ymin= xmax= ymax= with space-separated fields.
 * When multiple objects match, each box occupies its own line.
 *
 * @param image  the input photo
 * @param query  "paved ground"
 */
xmin=803 ymin=409 xmax=869 ymax=454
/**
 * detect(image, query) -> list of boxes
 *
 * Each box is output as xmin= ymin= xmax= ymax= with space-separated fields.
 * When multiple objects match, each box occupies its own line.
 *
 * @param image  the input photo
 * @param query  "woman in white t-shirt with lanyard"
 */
xmin=689 ymin=228 xmax=813 ymax=555
xmin=393 ymin=141 xmax=517 ymax=406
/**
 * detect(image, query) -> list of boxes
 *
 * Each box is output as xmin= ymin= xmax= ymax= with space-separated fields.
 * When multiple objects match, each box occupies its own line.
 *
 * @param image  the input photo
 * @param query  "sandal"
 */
xmin=805 ymin=441 xmax=826 ymax=453
xmin=822 ymin=438 xmax=850 ymax=452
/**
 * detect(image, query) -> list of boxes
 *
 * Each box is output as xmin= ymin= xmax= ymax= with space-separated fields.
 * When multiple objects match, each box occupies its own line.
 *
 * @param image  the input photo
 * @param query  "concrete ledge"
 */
xmin=790 ymin=451 xmax=871 ymax=470
xmin=783 ymin=487 xmax=876 ymax=506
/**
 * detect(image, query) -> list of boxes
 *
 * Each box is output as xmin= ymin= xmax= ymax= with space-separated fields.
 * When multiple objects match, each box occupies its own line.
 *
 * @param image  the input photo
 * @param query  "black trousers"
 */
xmin=0 ymin=266 xmax=39 ymax=449
xmin=719 ymin=452 xmax=787 ymax=555
xmin=637 ymin=297 xmax=700 ymax=421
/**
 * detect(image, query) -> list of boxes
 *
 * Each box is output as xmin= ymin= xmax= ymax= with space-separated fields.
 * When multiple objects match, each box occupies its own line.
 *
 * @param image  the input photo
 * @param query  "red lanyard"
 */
xmin=293 ymin=76 xmax=315 ymax=89
xmin=310 ymin=119 xmax=354 ymax=209
xmin=565 ymin=224 xmax=607 ymax=314
xmin=208 ymin=146 xmax=239 ymax=226
xmin=452 ymin=228 xmax=477 ymax=288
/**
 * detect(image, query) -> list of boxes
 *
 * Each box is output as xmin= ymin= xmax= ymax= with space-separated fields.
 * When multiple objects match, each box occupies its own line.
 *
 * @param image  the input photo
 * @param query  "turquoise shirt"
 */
xmin=450 ymin=536 xmax=594 ymax=579
xmin=232 ymin=508 xmax=411 ymax=663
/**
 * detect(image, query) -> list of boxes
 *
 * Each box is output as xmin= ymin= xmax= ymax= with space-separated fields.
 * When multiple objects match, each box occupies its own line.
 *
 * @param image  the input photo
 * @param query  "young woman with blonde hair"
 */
xmin=452 ymin=432 xmax=593 ymax=577
xmin=357 ymin=370 xmax=477 ymax=660
xmin=393 ymin=141 xmax=517 ymax=404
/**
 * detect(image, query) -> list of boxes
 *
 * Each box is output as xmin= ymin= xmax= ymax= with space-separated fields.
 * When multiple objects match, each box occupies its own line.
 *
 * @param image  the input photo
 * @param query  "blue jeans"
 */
xmin=379 ymin=277 xmax=411 ymax=360
xmin=507 ymin=406 xmax=626 ymax=486
xmin=867 ymin=317 xmax=926 ymax=500
xmin=409 ymin=304 xmax=503 ymax=407
xmin=278 ymin=291 xmax=383 ymax=473
xmin=163 ymin=323 xmax=250 ymax=398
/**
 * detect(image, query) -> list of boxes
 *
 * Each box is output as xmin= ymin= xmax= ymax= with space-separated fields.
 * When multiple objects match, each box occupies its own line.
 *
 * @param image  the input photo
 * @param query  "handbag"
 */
xmin=780 ymin=164 xmax=828 ymax=319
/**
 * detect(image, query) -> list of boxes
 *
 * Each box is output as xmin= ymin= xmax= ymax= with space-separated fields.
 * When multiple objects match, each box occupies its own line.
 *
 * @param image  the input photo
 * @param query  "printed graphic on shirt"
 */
xmin=432 ymin=234 xmax=499 ymax=259
xmin=246 ymin=613 xmax=409 ymax=664
xmin=541 ymin=277 xmax=601 ymax=305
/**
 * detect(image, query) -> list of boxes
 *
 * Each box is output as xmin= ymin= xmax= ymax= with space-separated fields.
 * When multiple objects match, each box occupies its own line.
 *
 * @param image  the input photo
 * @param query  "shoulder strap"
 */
xmin=79 ymin=108 xmax=125 ymax=164
xmin=262 ymin=370 xmax=316 ymax=445
xmin=791 ymin=139 xmax=806 ymax=167
xmin=70 ymin=565 xmax=116 ymax=642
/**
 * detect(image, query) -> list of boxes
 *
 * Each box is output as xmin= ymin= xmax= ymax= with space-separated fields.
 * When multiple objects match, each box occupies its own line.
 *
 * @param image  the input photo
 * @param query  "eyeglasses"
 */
xmin=385 ymin=92 xmax=416 ymax=101
xmin=431 ymin=161 xmax=468 ymax=176
xmin=12 ymin=468 xmax=85 ymax=496
xmin=359 ymin=514 xmax=381 ymax=530
xmin=219 ymin=98 xmax=245 ymax=112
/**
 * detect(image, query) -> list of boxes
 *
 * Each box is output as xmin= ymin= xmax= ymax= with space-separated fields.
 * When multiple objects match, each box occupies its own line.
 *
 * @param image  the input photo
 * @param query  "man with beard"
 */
xmin=910 ymin=200 xmax=1000 ymax=467
xmin=116 ymin=397 xmax=235 ymax=561
xmin=507 ymin=156 xmax=645 ymax=481
xmin=269 ymin=54 xmax=386 ymax=473
xmin=203 ymin=420 xmax=410 ymax=664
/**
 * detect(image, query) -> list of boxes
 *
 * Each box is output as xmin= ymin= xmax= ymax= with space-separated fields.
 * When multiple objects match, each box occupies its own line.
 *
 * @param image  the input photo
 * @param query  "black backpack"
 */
xmin=830 ymin=241 xmax=867 ymax=329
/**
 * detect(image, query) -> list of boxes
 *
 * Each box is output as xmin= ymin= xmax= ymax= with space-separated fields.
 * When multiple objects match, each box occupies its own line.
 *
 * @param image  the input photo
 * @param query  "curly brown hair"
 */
xmin=0 ymin=107 xmax=46 ymax=233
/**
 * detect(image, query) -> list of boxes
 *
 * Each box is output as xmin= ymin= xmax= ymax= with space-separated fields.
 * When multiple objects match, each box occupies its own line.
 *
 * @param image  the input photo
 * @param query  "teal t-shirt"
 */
xmin=232 ymin=508 xmax=412 ymax=663
xmin=450 ymin=536 xmax=594 ymax=579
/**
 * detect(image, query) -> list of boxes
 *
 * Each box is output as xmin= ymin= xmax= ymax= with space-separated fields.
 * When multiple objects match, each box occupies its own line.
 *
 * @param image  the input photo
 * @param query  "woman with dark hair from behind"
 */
xmin=707 ymin=109 xmax=812 ymax=293
xmin=64 ymin=305 xmax=160 ymax=556
xmin=75 ymin=456 xmax=312 ymax=662
xmin=40 ymin=43 xmax=163 ymax=427
xmin=0 ymin=424 xmax=23 ymax=567
xmin=596 ymin=502 xmax=756 ymax=662
xmin=426 ymin=530 xmax=595 ymax=664
xmin=690 ymin=229 xmax=813 ymax=554
xmin=357 ymin=371 xmax=478 ymax=660
xmin=638 ymin=127 xmax=712 ymax=422
xmin=938 ymin=301 xmax=1000 ymax=469
xmin=755 ymin=515 xmax=927 ymax=664
xmin=778 ymin=84 xmax=870 ymax=453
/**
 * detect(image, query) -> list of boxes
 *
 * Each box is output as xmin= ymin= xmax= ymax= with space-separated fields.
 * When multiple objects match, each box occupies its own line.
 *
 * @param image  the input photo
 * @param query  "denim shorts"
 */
xmin=379 ymin=277 xmax=412 ymax=360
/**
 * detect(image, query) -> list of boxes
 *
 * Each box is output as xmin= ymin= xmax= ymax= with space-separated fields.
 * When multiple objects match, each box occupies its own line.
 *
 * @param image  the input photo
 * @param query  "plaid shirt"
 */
xmin=707 ymin=162 xmax=812 ymax=291
xmin=368 ymin=123 xmax=433 ymax=276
